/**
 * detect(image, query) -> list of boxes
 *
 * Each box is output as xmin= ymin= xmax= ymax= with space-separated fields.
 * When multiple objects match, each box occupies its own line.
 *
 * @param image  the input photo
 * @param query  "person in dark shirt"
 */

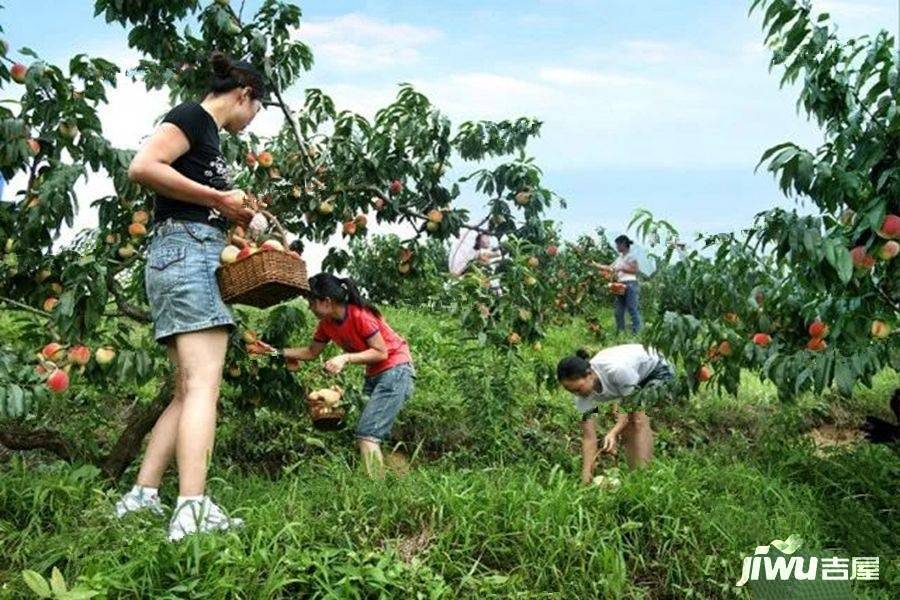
xmin=116 ymin=51 xmax=264 ymax=542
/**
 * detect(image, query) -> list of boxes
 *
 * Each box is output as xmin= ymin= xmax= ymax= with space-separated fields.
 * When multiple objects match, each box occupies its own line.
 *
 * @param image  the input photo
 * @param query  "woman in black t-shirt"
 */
xmin=115 ymin=52 xmax=263 ymax=542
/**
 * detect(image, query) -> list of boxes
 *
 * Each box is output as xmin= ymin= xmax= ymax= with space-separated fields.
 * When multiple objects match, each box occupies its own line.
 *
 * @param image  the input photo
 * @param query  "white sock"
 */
xmin=177 ymin=495 xmax=205 ymax=508
xmin=132 ymin=485 xmax=158 ymax=498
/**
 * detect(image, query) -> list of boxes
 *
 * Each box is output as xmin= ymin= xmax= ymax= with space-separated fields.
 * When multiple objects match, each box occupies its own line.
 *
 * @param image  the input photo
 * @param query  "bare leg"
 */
xmin=135 ymin=345 xmax=183 ymax=488
xmin=621 ymin=411 xmax=654 ymax=468
xmin=174 ymin=328 xmax=229 ymax=496
xmin=358 ymin=438 xmax=385 ymax=479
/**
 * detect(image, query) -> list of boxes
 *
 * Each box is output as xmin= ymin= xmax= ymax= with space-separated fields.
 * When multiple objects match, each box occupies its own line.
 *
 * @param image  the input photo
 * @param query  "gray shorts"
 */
xmin=357 ymin=363 xmax=415 ymax=444
xmin=145 ymin=219 xmax=235 ymax=344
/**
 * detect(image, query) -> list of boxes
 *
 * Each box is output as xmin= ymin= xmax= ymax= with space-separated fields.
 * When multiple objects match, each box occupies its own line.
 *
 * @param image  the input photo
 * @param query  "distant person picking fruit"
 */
xmin=557 ymin=345 xmax=674 ymax=483
xmin=116 ymin=51 xmax=266 ymax=542
xmin=249 ymin=273 xmax=415 ymax=479
xmin=596 ymin=235 xmax=641 ymax=334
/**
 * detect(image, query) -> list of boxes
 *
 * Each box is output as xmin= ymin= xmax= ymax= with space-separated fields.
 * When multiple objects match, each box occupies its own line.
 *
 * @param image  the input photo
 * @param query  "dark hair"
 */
xmin=614 ymin=235 xmax=632 ymax=248
xmin=208 ymin=51 xmax=267 ymax=101
xmin=307 ymin=273 xmax=381 ymax=318
xmin=474 ymin=233 xmax=491 ymax=250
xmin=556 ymin=349 xmax=592 ymax=381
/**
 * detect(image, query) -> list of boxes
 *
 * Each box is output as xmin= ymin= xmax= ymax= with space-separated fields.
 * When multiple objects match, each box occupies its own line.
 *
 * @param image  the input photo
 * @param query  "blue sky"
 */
xmin=2 ymin=0 xmax=897 ymax=266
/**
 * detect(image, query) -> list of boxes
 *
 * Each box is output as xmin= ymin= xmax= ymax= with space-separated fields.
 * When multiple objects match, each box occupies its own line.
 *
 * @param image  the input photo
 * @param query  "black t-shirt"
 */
xmin=153 ymin=101 xmax=230 ymax=230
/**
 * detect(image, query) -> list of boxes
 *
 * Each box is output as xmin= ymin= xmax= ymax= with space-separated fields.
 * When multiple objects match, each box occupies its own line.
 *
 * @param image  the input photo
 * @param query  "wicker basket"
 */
xmin=306 ymin=389 xmax=346 ymax=431
xmin=217 ymin=210 xmax=310 ymax=308
xmin=308 ymin=403 xmax=346 ymax=431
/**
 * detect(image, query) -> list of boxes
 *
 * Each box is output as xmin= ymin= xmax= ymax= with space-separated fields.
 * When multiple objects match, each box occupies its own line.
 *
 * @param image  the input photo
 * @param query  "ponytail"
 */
xmin=308 ymin=273 xmax=381 ymax=318
xmin=556 ymin=349 xmax=593 ymax=381
xmin=340 ymin=277 xmax=381 ymax=318
xmin=208 ymin=51 xmax=267 ymax=100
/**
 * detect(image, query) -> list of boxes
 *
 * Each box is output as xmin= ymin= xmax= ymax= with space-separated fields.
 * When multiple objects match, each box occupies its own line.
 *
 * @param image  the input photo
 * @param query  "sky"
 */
xmin=1 ymin=0 xmax=898 ymax=271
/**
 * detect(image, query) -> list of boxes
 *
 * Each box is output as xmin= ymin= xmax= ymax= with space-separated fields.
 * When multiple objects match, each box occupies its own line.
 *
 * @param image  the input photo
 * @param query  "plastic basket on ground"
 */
xmin=306 ymin=386 xmax=346 ymax=431
xmin=217 ymin=210 xmax=310 ymax=308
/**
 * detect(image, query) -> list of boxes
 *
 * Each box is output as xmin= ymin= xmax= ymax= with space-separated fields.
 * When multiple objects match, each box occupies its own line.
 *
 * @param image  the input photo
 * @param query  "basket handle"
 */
xmin=259 ymin=209 xmax=290 ymax=249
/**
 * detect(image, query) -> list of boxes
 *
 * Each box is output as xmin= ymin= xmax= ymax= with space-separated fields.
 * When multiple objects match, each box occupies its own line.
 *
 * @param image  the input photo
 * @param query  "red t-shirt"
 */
xmin=313 ymin=304 xmax=412 ymax=377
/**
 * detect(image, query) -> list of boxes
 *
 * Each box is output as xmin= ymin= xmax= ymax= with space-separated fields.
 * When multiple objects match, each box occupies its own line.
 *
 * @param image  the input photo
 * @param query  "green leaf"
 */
xmin=21 ymin=570 xmax=51 ymax=598
xmin=50 ymin=567 xmax=67 ymax=595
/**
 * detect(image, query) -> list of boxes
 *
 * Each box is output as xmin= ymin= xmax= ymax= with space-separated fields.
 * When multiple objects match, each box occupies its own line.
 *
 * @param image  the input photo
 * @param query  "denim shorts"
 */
xmin=357 ymin=363 xmax=415 ymax=444
xmin=145 ymin=219 xmax=235 ymax=344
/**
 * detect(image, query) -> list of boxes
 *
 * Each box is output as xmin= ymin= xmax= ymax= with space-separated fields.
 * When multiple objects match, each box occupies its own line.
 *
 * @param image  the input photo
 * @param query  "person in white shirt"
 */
xmin=556 ymin=345 xmax=674 ymax=483
xmin=597 ymin=235 xmax=642 ymax=334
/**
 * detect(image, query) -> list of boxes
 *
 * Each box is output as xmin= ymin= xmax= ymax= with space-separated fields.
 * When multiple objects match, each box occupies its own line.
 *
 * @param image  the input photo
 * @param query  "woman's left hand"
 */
xmin=601 ymin=431 xmax=618 ymax=454
xmin=324 ymin=354 xmax=349 ymax=374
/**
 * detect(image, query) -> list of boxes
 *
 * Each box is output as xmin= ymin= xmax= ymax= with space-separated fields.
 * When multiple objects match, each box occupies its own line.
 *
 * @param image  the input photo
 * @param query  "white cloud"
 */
xmin=297 ymin=13 xmax=441 ymax=71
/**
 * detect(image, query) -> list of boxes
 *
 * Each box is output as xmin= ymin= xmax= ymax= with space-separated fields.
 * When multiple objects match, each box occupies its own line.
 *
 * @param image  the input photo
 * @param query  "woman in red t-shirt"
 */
xmin=251 ymin=273 xmax=414 ymax=477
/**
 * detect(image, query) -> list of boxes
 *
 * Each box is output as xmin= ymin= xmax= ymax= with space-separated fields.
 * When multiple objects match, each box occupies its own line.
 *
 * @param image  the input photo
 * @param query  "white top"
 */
xmin=572 ymin=344 xmax=665 ymax=415
xmin=612 ymin=251 xmax=638 ymax=282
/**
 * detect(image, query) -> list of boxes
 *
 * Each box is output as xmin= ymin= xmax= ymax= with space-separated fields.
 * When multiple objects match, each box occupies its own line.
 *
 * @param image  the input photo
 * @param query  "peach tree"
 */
xmin=0 ymin=0 xmax=563 ymax=474
xmin=641 ymin=1 xmax=898 ymax=402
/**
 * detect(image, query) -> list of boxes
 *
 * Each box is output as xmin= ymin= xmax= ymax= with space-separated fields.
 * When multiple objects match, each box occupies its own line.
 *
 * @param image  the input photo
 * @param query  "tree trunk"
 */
xmin=0 ymin=426 xmax=75 ymax=461
xmin=99 ymin=377 xmax=172 ymax=480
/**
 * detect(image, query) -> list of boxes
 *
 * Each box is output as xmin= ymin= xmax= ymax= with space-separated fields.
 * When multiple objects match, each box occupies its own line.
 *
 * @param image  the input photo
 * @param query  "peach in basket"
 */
xmin=307 ymin=385 xmax=346 ymax=431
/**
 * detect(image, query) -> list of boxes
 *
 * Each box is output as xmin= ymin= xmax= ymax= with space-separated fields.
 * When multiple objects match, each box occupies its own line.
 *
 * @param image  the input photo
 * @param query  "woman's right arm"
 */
xmin=128 ymin=123 xmax=254 ymax=227
xmin=283 ymin=341 xmax=327 ymax=362
xmin=580 ymin=416 xmax=599 ymax=485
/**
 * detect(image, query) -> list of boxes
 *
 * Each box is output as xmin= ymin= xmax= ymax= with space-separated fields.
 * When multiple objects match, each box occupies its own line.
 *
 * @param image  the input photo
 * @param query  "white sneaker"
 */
xmin=167 ymin=498 xmax=244 ymax=542
xmin=115 ymin=487 xmax=165 ymax=518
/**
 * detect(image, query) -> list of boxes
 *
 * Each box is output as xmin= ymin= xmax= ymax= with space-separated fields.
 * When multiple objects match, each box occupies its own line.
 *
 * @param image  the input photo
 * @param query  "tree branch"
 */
xmin=0 ymin=426 xmax=75 ymax=462
xmin=272 ymin=85 xmax=307 ymax=159
xmin=105 ymin=269 xmax=151 ymax=323
xmin=0 ymin=296 xmax=49 ymax=318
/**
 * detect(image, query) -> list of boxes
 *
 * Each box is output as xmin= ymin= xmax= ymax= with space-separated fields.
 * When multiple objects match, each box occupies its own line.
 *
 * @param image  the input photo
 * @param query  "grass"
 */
xmin=1 ymin=307 xmax=898 ymax=598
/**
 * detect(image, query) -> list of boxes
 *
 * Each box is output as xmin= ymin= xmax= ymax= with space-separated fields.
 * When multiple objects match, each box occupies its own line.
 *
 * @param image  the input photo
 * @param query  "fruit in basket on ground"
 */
xmin=220 ymin=244 xmax=240 ymax=264
xmin=308 ymin=386 xmax=343 ymax=408
xmin=256 ymin=151 xmax=273 ymax=168
xmin=260 ymin=239 xmax=284 ymax=252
